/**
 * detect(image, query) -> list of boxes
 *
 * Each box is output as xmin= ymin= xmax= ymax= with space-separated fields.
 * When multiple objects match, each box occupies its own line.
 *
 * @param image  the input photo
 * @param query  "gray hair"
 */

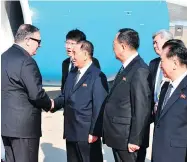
xmin=152 ymin=29 xmax=173 ymax=40
xmin=15 ymin=24 xmax=39 ymax=43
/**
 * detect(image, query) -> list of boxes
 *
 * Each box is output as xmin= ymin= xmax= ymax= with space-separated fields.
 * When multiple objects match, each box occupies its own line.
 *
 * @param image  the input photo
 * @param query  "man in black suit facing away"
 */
xmin=152 ymin=40 xmax=187 ymax=162
xmin=51 ymin=40 xmax=108 ymax=162
xmin=61 ymin=29 xmax=100 ymax=91
xmin=1 ymin=24 xmax=53 ymax=162
xmin=149 ymin=30 xmax=173 ymax=114
xmin=103 ymin=28 xmax=151 ymax=162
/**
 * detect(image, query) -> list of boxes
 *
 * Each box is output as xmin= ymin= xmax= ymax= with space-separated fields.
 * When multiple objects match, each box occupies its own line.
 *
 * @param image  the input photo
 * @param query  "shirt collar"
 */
xmin=79 ymin=61 xmax=92 ymax=74
xmin=170 ymin=71 xmax=187 ymax=89
xmin=122 ymin=52 xmax=138 ymax=69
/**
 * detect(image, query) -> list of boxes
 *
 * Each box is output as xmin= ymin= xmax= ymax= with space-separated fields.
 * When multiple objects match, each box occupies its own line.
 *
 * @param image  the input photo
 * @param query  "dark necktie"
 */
xmin=70 ymin=61 xmax=75 ymax=72
xmin=74 ymin=70 xmax=81 ymax=87
xmin=161 ymin=84 xmax=173 ymax=110
xmin=113 ymin=66 xmax=124 ymax=85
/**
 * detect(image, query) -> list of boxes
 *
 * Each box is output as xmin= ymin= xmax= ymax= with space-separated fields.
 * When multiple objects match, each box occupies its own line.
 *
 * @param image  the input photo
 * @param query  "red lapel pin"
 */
xmin=122 ymin=77 xmax=126 ymax=81
xmin=82 ymin=83 xmax=87 ymax=87
xmin=180 ymin=94 xmax=186 ymax=99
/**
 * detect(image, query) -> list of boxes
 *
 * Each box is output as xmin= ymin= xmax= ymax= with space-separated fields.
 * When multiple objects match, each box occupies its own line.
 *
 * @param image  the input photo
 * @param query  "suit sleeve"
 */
xmin=53 ymin=91 xmax=65 ymax=112
xmin=89 ymin=73 xmax=108 ymax=136
xmin=129 ymin=68 xmax=151 ymax=146
xmin=20 ymin=57 xmax=51 ymax=111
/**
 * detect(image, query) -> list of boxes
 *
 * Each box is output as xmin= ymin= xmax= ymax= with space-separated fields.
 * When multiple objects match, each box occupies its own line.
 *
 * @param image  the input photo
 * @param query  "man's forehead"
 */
xmin=66 ymin=39 xmax=77 ymax=43
xmin=115 ymin=33 xmax=120 ymax=40
xmin=33 ymin=31 xmax=41 ymax=38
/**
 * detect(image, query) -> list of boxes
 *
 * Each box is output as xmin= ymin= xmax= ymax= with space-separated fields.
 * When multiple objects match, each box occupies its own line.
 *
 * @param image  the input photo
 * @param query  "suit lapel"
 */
xmin=155 ymin=82 xmax=169 ymax=123
xmin=158 ymin=76 xmax=187 ymax=121
xmin=72 ymin=64 xmax=93 ymax=93
xmin=65 ymin=70 xmax=77 ymax=99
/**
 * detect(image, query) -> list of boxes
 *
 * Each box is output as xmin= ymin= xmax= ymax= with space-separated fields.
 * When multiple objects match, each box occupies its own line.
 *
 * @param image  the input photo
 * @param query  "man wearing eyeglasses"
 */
xmin=61 ymin=29 xmax=100 ymax=92
xmin=1 ymin=24 xmax=53 ymax=162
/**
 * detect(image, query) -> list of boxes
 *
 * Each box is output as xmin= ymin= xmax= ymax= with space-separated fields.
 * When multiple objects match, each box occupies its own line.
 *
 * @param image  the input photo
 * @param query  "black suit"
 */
xmin=54 ymin=63 xmax=108 ymax=162
xmin=152 ymin=76 xmax=187 ymax=162
xmin=103 ymin=55 xmax=151 ymax=162
xmin=149 ymin=57 xmax=161 ymax=121
xmin=61 ymin=57 xmax=100 ymax=91
xmin=1 ymin=44 xmax=51 ymax=162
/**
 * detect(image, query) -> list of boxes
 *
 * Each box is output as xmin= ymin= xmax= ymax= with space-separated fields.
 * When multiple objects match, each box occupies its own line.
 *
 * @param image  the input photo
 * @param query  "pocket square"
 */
xmin=82 ymin=83 xmax=87 ymax=87
xmin=122 ymin=77 xmax=127 ymax=81
xmin=180 ymin=94 xmax=186 ymax=99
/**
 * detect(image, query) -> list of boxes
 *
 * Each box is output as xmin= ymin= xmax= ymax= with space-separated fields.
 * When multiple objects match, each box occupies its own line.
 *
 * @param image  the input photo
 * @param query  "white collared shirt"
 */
xmin=122 ymin=52 xmax=138 ymax=69
xmin=154 ymin=61 xmax=163 ymax=102
xmin=169 ymin=71 xmax=187 ymax=97
xmin=76 ymin=61 xmax=93 ymax=83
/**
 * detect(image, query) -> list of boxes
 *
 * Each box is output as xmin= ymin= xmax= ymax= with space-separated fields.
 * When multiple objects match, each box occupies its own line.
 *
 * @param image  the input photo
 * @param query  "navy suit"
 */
xmin=54 ymin=63 xmax=108 ymax=162
xmin=152 ymin=76 xmax=187 ymax=162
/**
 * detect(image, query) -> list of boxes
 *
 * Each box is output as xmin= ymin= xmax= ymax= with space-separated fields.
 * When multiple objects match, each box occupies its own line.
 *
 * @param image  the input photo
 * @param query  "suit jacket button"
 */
xmin=157 ymin=124 xmax=160 ymax=128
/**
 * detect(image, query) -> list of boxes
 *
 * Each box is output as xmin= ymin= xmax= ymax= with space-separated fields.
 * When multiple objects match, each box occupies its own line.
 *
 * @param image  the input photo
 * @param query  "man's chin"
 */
xmin=67 ymin=52 xmax=73 ymax=57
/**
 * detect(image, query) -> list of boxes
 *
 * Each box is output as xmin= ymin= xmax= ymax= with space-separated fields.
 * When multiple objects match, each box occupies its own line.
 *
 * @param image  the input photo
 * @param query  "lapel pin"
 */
xmin=180 ymin=94 xmax=186 ymax=99
xmin=82 ymin=83 xmax=87 ymax=87
xmin=122 ymin=77 xmax=127 ymax=81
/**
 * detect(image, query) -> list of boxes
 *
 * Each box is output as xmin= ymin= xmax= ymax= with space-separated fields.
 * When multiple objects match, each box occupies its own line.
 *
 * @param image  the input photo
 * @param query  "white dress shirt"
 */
xmin=76 ymin=61 xmax=93 ymax=84
xmin=154 ymin=61 xmax=163 ymax=102
xmin=122 ymin=52 xmax=138 ymax=69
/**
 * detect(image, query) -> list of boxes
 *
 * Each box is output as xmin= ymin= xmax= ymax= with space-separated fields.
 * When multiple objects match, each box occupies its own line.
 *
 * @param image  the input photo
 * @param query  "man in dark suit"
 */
xmin=103 ymin=28 xmax=151 ymax=162
xmin=51 ymin=40 xmax=108 ymax=162
xmin=149 ymin=30 xmax=173 ymax=114
xmin=61 ymin=29 xmax=100 ymax=91
xmin=152 ymin=40 xmax=187 ymax=162
xmin=1 ymin=24 xmax=52 ymax=162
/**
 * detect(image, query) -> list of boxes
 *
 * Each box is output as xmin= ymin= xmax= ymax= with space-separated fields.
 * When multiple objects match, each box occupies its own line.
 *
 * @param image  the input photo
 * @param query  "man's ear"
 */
xmin=25 ymin=37 xmax=30 ymax=47
xmin=84 ymin=51 xmax=88 ymax=61
xmin=121 ymin=43 xmax=126 ymax=50
xmin=173 ymin=57 xmax=179 ymax=70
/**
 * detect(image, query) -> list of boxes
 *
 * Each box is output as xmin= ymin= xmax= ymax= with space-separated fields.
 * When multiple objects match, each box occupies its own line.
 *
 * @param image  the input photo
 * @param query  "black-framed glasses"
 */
xmin=30 ymin=37 xmax=41 ymax=45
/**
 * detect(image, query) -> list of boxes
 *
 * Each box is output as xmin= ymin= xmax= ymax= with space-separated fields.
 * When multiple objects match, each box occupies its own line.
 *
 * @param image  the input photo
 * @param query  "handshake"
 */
xmin=49 ymin=99 xmax=55 ymax=113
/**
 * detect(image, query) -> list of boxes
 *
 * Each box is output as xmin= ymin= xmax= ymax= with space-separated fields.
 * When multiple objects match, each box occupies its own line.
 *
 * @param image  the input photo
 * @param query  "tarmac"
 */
xmin=39 ymin=87 xmax=154 ymax=162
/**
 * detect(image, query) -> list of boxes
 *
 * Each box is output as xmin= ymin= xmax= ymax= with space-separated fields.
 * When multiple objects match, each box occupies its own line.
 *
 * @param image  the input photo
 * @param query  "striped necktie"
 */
xmin=70 ymin=61 xmax=75 ymax=72
xmin=113 ymin=66 xmax=124 ymax=85
xmin=74 ymin=70 xmax=81 ymax=87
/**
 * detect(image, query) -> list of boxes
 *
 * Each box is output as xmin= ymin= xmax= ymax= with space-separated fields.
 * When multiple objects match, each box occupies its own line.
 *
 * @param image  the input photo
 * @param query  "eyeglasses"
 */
xmin=65 ymin=41 xmax=77 ymax=46
xmin=30 ymin=37 xmax=41 ymax=45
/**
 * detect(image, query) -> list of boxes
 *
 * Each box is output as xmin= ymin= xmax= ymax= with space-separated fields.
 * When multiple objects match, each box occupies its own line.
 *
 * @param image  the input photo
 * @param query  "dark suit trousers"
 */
xmin=112 ymin=147 xmax=146 ymax=162
xmin=2 ymin=136 xmax=40 ymax=162
xmin=66 ymin=139 xmax=103 ymax=162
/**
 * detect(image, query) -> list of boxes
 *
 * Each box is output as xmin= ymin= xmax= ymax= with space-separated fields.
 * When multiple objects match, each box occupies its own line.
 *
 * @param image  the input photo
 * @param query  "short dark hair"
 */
xmin=117 ymin=28 xmax=139 ymax=50
xmin=162 ymin=39 xmax=186 ymax=48
xmin=66 ymin=29 xmax=86 ymax=42
xmin=163 ymin=39 xmax=187 ymax=66
xmin=15 ymin=24 xmax=39 ymax=43
xmin=78 ymin=40 xmax=94 ymax=57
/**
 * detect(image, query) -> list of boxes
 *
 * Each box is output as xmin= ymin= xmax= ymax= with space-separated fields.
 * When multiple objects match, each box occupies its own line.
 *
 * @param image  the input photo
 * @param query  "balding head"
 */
xmin=14 ymin=24 xmax=41 ymax=56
